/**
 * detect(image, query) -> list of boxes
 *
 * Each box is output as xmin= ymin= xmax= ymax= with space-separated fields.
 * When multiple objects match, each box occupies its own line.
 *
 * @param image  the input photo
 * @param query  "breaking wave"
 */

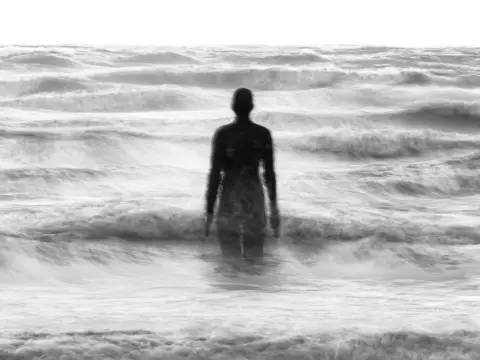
xmin=1 ymin=330 xmax=479 ymax=360
xmin=2 ymin=51 xmax=78 ymax=68
xmin=0 ymin=76 xmax=90 ymax=97
xmin=400 ymin=101 xmax=480 ymax=122
xmin=225 ymin=51 xmax=329 ymax=65
xmin=8 ymin=199 xmax=479 ymax=246
xmin=117 ymin=51 xmax=200 ymax=65
xmin=356 ymin=152 xmax=480 ymax=197
xmin=92 ymin=67 xmax=480 ymax=90
xmin=293 ymin=127 xmax=480 ymax=159
xmin=0 ymin=86 xmax=224 ymax=112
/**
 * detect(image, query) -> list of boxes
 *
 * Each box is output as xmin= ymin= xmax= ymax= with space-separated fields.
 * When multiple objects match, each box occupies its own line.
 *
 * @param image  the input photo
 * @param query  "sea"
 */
xmin=1 ymin=45 xmax=480 ymax=359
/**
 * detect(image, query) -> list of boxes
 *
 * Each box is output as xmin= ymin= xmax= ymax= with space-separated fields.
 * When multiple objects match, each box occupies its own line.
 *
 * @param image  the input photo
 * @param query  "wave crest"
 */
xmin=361 ymin=166 xmax=480 ymax=198
xmin=91 ymin=67 xmax=480 ymax=91
xmin=118 ymin=51 xmax=199 ymax=64
xmin=0 ymin=166 xmax=113 ymax=181
xmin=92 ymin=68 xmax=345 ymax=90
xmin=18 ymin=203 xmax=480 ymax=246
xmin=0 ymin=76 xmax=91 ymax=97
xmin=0 ymin=86 xmax=223 ymax=112
xmin=401 ymin=102 xmax=480 ymax=121
xmin=226 ymin=51 xmax=328 ymax=65
xmin=1 ymin=329 xmax=478 ymax=360
xmin=397 ymin=70 xmax=433 ymax=85
xmin=293 ymin=128 xmax=480 ymax=159
xmin=3 ymin=51 xmax=77 ymax=68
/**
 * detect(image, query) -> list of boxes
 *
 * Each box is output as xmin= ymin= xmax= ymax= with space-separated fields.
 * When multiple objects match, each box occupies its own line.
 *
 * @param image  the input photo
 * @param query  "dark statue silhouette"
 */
xmin=205 ymin=88 xmax=280 ymax=259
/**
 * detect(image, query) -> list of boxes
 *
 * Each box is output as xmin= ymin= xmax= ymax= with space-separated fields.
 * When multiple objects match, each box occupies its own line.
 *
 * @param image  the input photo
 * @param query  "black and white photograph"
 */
xmin=1 ymin=0 xmax=479 ymax=359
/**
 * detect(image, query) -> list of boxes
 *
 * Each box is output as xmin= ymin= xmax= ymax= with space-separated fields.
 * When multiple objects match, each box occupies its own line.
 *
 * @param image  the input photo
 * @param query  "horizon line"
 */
xmin=0 ymin=42 xmax=479 ymax=49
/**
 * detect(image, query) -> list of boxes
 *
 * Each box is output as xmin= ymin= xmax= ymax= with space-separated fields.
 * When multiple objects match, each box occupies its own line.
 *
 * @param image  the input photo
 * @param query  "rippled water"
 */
xmin=1 ymin=45 xmax=480 ymax=359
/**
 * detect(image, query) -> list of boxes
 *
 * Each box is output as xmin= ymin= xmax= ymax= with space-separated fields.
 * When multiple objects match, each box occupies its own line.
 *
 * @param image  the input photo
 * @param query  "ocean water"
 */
xmin=1 ymin=45 xmax=480 ymax=359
